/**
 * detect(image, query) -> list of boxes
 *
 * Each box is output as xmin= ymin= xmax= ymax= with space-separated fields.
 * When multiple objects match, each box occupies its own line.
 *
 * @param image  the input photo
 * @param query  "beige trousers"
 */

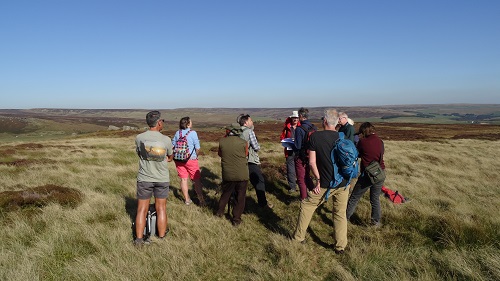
xmin=293 ymin=186 xmax=350 ymax=251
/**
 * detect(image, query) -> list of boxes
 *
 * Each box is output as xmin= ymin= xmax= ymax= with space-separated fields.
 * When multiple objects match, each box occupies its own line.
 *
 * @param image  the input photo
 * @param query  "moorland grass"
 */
xmin=0 ymin=135 xmax=499 ymax=281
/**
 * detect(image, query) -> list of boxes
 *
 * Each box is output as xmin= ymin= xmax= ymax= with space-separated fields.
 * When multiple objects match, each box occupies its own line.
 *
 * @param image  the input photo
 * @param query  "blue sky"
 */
xmin=1 ymin=0 xmax=499 ymax=109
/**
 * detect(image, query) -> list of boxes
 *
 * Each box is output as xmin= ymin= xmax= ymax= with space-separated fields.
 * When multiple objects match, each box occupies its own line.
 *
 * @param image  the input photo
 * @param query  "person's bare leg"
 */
xmin=180 ymin=178 xmax=190 ymax=203
xmin=154 ymin=198 xmax=168 ymax=237
xmin=135 ymin=199 xmax=150 ymax=239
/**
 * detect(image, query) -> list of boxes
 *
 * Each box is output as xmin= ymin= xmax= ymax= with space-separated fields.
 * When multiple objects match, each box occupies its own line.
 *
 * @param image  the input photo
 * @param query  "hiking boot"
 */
xmin=133 ymin=237 xmax=150 ymax=247
xmin=334 ymin=249 xmax=345 ymax=255
xmin=199 ymin=197 xmax=211 ymax=207
xmin=185 ymin=199 xmax=193 ymax=205
xmin=158 ymin=227 xmax=170 ymax=239
xmin=258 ymin=202 xmax=274 ymax=209
xmin=370 ymin=221 xmax=382 ymax=228
xmin=133 ymin=238 xmax=143 ymax=247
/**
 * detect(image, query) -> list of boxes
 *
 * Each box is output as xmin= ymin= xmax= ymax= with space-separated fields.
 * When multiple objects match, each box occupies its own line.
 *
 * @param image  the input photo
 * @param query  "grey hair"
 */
xmin=323 ymin=109 xmax=339 ymax=128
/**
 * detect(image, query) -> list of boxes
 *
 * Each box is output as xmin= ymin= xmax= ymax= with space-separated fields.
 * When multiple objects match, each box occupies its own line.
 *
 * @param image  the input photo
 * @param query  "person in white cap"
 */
xmin=280 ymin=111 xmax=300 ymax=193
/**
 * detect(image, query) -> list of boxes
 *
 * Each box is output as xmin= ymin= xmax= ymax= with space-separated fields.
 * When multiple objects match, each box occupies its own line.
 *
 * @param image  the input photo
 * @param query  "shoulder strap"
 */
xmin=338 ymin=131 xmax=345 ymax=140
xmin=299 ymin=124 xmax=309 ymax=131
xmin=179 ymin=129 xmax=192 ymax=139
xmin=299 ymin=124 xmax=315 ymax=136
xmin=379 ymin=139 xmax=384 ymax=164
xmin=184 ymin=130 xmax=194 ymax=159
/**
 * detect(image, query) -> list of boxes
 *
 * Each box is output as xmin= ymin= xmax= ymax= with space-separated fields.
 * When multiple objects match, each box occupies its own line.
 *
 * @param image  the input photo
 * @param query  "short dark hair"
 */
xmin=358 ymin=122 xmax=376 ymax=137
xmin=146 ymin=111 xmax=162 ymax=127
xmin=298 ymin=107 xmax=309 ymax=119
xmin=237 ymin=114 xmax=250 ymax=126
xmin=179 ymin=117 xmax=191 ymax=129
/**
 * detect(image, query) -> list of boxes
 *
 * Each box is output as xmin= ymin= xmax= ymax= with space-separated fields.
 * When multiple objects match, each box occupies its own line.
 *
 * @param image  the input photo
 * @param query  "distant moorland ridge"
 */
xmin=1 ymin=104 xmax=500 ymax=138
xmin=2 ymin=103 xmax=500 ymax=121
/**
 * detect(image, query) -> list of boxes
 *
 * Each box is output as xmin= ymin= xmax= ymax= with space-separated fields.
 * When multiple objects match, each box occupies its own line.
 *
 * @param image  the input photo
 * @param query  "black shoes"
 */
xmin=334 ymin=249 xmax=345 ymax=255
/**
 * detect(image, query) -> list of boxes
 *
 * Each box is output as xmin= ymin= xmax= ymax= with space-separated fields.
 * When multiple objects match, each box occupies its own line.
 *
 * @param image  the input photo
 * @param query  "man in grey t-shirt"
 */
xmin=134 ymin=111 xmax=173 ymax=245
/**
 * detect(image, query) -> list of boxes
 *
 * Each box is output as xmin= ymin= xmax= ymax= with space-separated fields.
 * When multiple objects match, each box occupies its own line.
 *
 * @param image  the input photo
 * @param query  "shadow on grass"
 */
xmin=308 ymin=227 xmax=333 ymax=249
xmin=124 ymin=196 xmax=137 ymax=239
xmin=347 ymin=213 xmax=365 ymax=226
xmin=244 ymin=197 xmax=290 ymax=237
xmin=124 ymin=196 xmax=137 ymax=222
xmin=317 ymin=204 xmax=366 ymax=227
xmin=317 ymin=204 xmax=334 ymax=227
xmin=200 ymin=167 xmax=220 ymax=191
xmin=265 ymin=179 xmax=302 ymax=206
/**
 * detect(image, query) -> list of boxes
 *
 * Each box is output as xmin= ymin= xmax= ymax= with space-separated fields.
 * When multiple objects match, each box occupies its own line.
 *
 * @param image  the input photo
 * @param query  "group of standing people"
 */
xmin=133 ymin=111 xmax=274 ymax=244
xmin=133 ymin=111 xmax=209 ymax=245
xmin=216 ymin=114 xmax=273 ymax=227
xmin=133 ymin=108 xmax=386 ymax=255
xmin=283 ymin=108 xmax=385 ymax=254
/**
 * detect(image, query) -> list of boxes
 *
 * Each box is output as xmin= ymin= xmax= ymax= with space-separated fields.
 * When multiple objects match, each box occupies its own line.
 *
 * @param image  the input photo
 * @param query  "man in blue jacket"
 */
xmin=293 ymin=107 xmax=316 ymax=200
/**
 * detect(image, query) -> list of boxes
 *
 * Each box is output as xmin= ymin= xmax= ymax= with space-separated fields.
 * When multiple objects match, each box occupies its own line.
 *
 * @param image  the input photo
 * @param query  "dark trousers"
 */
xmin=217 ymin=181 xmax=248 ymax=225
xmin=248 ymin=163 xmax=268 ymax=207
xmin=295 ymin=157 xmax=314 ymax=200
xmin=286 ymin=154 xmax=297 ymax=191
xmin=346 ymin=174 xmax=384 ymax=224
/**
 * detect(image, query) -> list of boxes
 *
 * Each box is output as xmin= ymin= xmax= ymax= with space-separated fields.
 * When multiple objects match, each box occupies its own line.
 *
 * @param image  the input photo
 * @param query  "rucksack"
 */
xmin=132 ymin=204 xmax=157 ymax=239
xmin=145 ymin=204 xmax=157 ymax=237
xmin=298 ymin=123 xmax=317 ymax=160
xmin=334 ymin=132 xmax=359 ymax=183
xmin=327 ymin=132 xmax=359 ymax=199
xmin=381 ymin=186 xmax=408 ymax=204
xmin=173 ymin=130 xmax=193 ymax=161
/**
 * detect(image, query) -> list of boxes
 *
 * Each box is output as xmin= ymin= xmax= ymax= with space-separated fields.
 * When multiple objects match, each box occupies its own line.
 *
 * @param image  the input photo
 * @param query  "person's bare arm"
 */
xmin=309 ymin=150 xmax=321 ymax=194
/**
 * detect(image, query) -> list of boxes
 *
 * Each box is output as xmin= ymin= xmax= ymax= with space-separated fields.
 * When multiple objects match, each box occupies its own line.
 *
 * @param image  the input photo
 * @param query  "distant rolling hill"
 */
xmin=1 ymin=104 xmax=499 ymax=137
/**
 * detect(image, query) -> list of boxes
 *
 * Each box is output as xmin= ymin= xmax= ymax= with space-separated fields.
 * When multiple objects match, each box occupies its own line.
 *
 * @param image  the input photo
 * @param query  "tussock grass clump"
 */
xmin=0 ymin=184 xmax=83 ymax=211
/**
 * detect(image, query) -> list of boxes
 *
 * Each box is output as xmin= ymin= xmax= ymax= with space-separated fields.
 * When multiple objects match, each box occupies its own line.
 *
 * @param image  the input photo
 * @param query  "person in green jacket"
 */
xmin=216 ymin=123 xmax=249 ymax=226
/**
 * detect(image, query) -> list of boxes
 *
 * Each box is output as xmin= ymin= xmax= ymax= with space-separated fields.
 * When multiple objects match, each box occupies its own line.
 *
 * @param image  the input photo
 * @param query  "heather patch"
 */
xmin=0 ymin=184 xmax=83 ymax=211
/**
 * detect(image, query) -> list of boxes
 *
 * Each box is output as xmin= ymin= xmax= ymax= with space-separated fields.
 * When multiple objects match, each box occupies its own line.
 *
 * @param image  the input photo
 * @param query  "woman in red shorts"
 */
xmin=172 ymin=117 xmax=207 ymax=206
